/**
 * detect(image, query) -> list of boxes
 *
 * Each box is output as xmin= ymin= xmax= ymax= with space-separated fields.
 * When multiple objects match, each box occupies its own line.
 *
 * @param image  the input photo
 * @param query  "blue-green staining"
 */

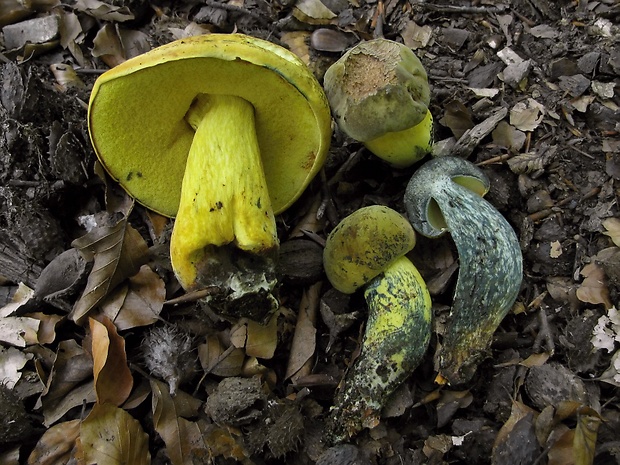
xmin=404 ymin=156 xmax=523 ymax=385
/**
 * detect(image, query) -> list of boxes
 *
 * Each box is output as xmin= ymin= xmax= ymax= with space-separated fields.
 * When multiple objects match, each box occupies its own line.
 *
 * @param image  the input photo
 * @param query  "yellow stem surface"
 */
xmin=170 ymin=94 xmax=278 ymax=290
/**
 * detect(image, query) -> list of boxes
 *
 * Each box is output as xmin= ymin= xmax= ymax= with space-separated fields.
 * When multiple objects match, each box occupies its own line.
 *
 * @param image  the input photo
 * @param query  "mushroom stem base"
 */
xmin=170 ymin=93 xmax=279 ymax=320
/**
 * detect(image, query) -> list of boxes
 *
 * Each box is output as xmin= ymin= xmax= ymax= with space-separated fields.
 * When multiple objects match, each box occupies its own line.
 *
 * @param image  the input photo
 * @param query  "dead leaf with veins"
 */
xmin=70 ymin=217 xmax=150 ymax=324
xmin=77 ymin=403 xmax=150 ymax=465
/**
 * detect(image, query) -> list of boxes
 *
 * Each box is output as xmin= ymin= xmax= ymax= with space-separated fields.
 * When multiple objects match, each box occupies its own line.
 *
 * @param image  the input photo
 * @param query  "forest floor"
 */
xmin=1 ymin=0 xmax=620 ymax=464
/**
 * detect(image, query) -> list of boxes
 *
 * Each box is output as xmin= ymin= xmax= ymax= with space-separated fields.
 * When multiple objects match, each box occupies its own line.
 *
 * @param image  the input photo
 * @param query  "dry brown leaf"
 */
xmin=493 ymin=400 xmax=538 ymax=450
xmin=573 ymin=410 xmax=601 ymax=465
xmin=198 ymin=333 xmax=245 ymax=377
xmin=576 ymin=262 xmax=613 ymax=309
xmin=74 ymin=0 xmax=134 ymax=22
xmin=285 ymin=283 xmax=321 ymax=381
xmin=602 ymin=217 xmax=620 ymax=247
xmin=507 ymin=145 xmax=557 ymax=175
xmin=27 ymin=419 xmax=80 ymax=465
xmin=491 ymin=120 xmax=527 ymax=152
xmin=510 ymin=98 xmax=545 ymax=131
xmin=70 ymin=217 xmax=149 ymax=324
xmin=151 ymin=379 xmax=203 ymax=465
xmin=101 ymin=265 xmax=165 ymax=330
xmin=90 ymin=317 xmax=133 ymax=406
xmin=77 ymin=403 xmax=150 ymax=465
xmin=38 ymin=339 xmax=95 ymax=426
xmin=520 ymin=352 xmax=550 ymax=367
xmin=439 ymin=100 xmax=474 ymax=139
xmin=293 ymin=0 xmax=336 ymax=25
xmin=27 ymin=312 xmax=63 ymax=345
xmin=231 ymin=315 xmax=278 ymax=360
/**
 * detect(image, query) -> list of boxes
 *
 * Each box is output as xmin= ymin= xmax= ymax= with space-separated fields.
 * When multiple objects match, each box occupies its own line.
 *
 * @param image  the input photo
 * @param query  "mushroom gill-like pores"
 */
xmin=323 ymin=206 xmax=432 ymax=443
xmin=88 ymin=34 xmax=332 ymax=321
xmin=323 ymin=39 xmax=432 ymax=168
xmin=404 ymin=156 xmax=523 ymax=385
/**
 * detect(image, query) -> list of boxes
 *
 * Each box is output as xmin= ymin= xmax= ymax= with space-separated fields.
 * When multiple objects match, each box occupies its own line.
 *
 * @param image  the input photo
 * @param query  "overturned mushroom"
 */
xmin=323 ymin=39 xmax=432 ymax=168
xmin=88 ymin=34 xmax=332 ymax=321
xmin=323 ymin=205 xmax=431 ymax=442
xmin=404 ymin=156 xmax=522 ymax=385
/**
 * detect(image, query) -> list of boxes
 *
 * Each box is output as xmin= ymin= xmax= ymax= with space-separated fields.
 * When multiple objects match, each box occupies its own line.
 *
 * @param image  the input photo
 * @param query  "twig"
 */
xmin=409 ymin=1 xmax=508 ymax=14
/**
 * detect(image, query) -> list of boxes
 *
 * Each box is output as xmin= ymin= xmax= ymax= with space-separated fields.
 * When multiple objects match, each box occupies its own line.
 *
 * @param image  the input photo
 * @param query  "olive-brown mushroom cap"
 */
xmin=323 ymin=205 xmax=417 ymax=294
xmin=88 ymin=33 xmax=332 ymax=217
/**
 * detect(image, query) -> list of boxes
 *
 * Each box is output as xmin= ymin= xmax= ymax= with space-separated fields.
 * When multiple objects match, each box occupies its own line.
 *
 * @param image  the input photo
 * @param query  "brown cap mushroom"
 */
xmin=88 ymin=33 xmax=332 ymax=320
xmin=323 ymin=39 xmax=432 ymax=168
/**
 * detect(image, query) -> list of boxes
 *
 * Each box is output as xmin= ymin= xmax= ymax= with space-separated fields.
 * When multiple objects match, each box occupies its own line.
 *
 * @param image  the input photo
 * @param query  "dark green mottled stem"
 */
xmin=405 ymin=156 xmax=523 ymax=385
xmin=327 ymin=256 xmax=431 ymax=443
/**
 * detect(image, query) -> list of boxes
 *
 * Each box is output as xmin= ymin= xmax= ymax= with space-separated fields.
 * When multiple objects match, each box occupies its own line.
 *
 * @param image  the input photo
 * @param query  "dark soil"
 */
xmin=1 ymin=0 xmax=620 ymax=464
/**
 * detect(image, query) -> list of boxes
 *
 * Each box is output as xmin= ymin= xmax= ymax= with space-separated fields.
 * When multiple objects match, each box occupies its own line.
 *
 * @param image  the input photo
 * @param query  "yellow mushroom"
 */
xmin=323 ymin=206 xmax=431 ymax=442
xmin=88 ymin=34 xmax=332 ymax=320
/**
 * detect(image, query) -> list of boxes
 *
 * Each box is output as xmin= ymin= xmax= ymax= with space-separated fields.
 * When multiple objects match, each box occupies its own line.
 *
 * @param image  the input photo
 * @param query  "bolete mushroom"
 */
xmin=88 ymin=34 xmax=332 ymax=321
xmin=404 ymin=156 xmax=523 ymax=385
xmin=323 ymin=39 xmax=432 ymax=168
xmin=323 ymin=205 xmax=431 ymax=442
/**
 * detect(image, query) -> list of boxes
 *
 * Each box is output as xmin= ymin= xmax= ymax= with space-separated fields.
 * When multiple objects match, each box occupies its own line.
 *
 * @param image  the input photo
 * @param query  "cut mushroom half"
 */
xmin=88 ymin=33 xmax=332 ymax=321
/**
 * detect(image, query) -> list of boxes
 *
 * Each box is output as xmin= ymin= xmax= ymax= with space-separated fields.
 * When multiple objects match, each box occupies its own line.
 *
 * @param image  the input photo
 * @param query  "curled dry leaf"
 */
xmin=74 ymin=0 xmax=134 ymax=22
xmin=89 ymin=317 xmax=133 ymax=406
xmin=70 ymin=217 xmax=150 ymax=324
xmin=77 ymin=403 xmax=150 ymax=465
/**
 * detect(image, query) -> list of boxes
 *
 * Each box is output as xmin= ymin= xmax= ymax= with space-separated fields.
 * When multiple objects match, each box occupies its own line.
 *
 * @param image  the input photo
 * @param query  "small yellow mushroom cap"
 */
xmin=88 ymin=33 xmax=332 ymax=217
xmin=323 ymin=205 xmax=416 ymax=294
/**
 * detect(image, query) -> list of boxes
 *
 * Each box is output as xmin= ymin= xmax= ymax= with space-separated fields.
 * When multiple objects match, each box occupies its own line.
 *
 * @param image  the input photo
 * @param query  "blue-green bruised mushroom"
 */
xmin=404 ymin=156 xmax=522 ymax=385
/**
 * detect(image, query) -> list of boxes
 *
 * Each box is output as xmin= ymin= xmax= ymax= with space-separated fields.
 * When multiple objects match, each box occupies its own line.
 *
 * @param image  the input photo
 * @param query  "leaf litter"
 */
xmin=1 ymin=1 xmax=620 ymax=464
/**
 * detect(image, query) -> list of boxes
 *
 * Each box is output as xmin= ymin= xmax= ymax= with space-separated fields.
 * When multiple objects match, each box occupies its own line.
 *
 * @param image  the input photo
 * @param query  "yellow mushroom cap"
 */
xmin=323 ymin=205 xmax=416 ymax=294
xmin=88 ymin=33 xmax=332 ymax=217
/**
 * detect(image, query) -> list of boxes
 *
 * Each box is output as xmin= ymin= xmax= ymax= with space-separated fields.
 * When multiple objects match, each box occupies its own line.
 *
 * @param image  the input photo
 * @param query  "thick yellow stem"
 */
xmin=170 ymin=94 xmax=278 ymax=291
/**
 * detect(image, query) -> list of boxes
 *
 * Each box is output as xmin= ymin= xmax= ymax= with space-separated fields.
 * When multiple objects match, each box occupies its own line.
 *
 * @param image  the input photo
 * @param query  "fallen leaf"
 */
xmin=0 ymin=314 xmax=40 ymax=347
xmin=90 ymin=317 xmax=133 ymax=406
xmin=232 ymin=314 xmax=279 ymax=359
xmin=507 ymin=144 xmax=557 ymax=175
xmin=293 ymin=0 xmax=336 ymax=24
xmin=38 ymin=339 xmax=95 ymax=426
xmin=198 ymin=333 xmax=245 ymax=377
xmin=285 ymin=283 xmax=321 ymax=381
xmin=510 ymin=98 xmax=545 ymax=132
xmin=602 ymin=218 xmax=620 ymax=247
xmin=576 ymin=262 xmax=613 ymax=309
xmin=74 ymin=0 xmax=134 ymax=21
xmin=77 ymin=403 xmax=150 ymax=465
xmin=439 ymin=100 xmax=474 ymax=139
xmin=101 ymin=265 xmax=165 ymax=330
xmin=70 ymin=217 xmax=150 ymax=324
xmin=27 ymin=419 xmax=80 ymax=465
xmin=151 ymin=379 xmax=204 ymax=465
xmin=492 ymin=120 xmax=526 ymax=152
xmin=598 ymin=350 xmax=620 ymax=387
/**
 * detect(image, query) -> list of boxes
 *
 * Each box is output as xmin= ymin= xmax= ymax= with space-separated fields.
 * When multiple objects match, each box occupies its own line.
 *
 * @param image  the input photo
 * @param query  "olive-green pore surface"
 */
xmin=88 ymin=35 xmax=331 ymax=218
